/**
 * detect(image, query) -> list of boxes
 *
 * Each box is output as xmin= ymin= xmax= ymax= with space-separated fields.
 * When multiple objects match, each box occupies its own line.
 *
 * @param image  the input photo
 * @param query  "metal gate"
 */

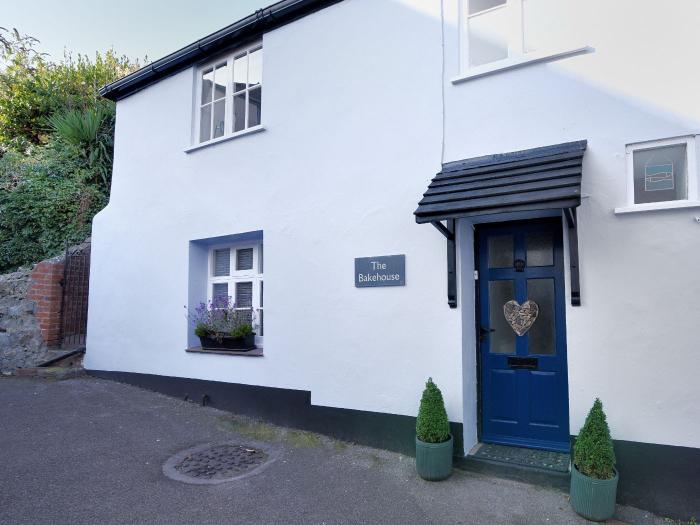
xmin=60 ymin=244 xmax=91 ymax=348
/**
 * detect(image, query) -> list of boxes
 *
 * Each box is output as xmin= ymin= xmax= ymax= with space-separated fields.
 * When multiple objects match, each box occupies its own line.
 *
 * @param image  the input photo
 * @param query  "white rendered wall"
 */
xmin=87 ymin=0 xmax=700 ymax=452
xmin=442 ymin=0 xmax=700 ymax=449
xmin=86 ymin=0 xmax=465 ymax=434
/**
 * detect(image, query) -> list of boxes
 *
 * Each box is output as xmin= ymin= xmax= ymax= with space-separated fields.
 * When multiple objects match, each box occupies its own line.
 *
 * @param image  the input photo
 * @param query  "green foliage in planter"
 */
xmin=194 ymin=323 xmax=211 ymax=338
xmin=416 ymin=378 xmax=450 ymax=444
xmin=574 ymin=398 xmax=616 ymax=480
xmin=230 ymin=324 xmax=253 ymax=339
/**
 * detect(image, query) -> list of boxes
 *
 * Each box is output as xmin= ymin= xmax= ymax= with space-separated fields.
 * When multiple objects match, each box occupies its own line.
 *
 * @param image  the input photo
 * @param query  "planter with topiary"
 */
xmin=570 ymin=398 xmax=618 ymax=522
xmin=415 ymin=378 xmax=453 ymax=481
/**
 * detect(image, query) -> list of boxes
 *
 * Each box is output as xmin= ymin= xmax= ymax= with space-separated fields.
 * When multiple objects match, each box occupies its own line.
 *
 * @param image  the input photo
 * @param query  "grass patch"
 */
xmin=333 ymin=440 xmax=349 ymax=452
xmin=217 ymin=416 xmax=280 ymax=442
xmin=286 ymin=430 xmax=322 ymax=449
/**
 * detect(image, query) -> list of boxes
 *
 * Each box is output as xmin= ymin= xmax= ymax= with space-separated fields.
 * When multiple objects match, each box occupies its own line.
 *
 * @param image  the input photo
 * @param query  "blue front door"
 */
xmin=477 ymin=219 xmax=570 ymax=452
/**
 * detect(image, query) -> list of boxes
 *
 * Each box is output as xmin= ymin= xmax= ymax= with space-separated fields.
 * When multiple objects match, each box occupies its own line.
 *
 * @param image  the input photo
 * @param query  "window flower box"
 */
xmin=198 ymin=333 xmax=256 ymax=351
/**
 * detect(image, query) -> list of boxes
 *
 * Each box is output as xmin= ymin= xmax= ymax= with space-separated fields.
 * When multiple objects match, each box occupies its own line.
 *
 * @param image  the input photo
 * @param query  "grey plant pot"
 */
xmin=415 ymin=434 xmax=453 ymax=481
xmin=570 ymin=464 xmax=619 ymax=522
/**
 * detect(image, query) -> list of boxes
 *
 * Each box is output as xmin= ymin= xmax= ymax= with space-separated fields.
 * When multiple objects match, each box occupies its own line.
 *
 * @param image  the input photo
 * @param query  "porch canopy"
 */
xmin=414 ymin=140 xmax=587 ymax=308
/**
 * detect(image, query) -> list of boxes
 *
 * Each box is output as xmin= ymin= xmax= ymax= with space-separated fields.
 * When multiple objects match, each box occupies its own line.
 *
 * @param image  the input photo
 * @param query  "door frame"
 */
xmin=473 ymin=217 xmax=571 ymax=451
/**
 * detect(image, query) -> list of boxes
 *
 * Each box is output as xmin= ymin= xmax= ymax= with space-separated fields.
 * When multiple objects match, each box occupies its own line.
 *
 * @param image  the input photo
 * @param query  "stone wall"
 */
xmin=0 ymin=269 xmax=49 ymax=373
xmin=0 ymin=240 xmax=90 ymax=374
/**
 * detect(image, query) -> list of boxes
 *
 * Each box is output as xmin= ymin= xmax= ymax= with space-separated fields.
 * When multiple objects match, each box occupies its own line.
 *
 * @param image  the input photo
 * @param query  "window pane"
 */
xmin=469 ymin=0 xmax=505 ymax=15
xmin=633 ymin=144 xmax=688 ymax=204
xmin=468 ymin=7 xmax=509 ymax=67
xmin=200 ymin=68 xmax=214 ymax=104
xmin=213 ymin=248 xmax=230 ymax=276
xmin=526 ymin=232 xmax=553 ymax=267
xmin=260 ymin=281 xmax=263 ymax=308
xmin=258 ymin=244 xmax=263 ymax=273
xmin=199 ymin=105 xmax=211 ymax=143
xmin=235 ymin=281 xmax=253 ymax=308
xmin=236 ymin=248 xmax=254 ymax=270
xmin=212 ymin=99 xmax=226 ymax=139
xmin=248 ymin=48 xmax=262 ymax=87
xmin=233 ymin=93 xmax=246 ymax=132
xmin=527 ymin=279 xmax=555 ymax=355
xmin=489 ymin=280 xmax=516 ymax=354
xmin=248 ymin=87 xmax=262 ymax=127
xmin=258 ymin=309 xmax=263 ymax=336
xmin=233 ymin=53 xmax=247 ymax=93
xmin=213 ymin=63 xmax=228 ymax=100
xmin=212 ymin=283 xmax=228 ymax=305
xmin=488 ymin=234 xmax=513 ymax=268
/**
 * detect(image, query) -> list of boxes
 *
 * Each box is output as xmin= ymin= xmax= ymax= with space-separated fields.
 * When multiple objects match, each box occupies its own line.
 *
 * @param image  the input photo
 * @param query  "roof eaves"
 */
xmin=100 ymin=0 xmax=343 ymax=101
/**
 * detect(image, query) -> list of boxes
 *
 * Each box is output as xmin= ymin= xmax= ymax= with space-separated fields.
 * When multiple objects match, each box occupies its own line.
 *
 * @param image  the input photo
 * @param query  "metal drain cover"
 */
xmin=163 ymin=441 xmax=277 ymax=484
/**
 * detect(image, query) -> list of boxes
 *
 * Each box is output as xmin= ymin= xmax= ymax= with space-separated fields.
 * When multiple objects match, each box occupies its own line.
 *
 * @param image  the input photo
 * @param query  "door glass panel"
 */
xmin=488 ymin=234 xmax=513 ymax=268
xmin=489 ymin=280 xmax=515 ymax=354
xmin=526 ymin=231 xmax=553 ymax=266
xmin=527 ymin=278 xmax=555 ymax=355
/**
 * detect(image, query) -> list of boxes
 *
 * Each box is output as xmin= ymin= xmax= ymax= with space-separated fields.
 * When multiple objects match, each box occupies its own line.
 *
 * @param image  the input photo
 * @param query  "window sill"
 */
xmin=185 ymin=346 xmax=264 ymax=357
xmin=451 ymin=46 xmax=593 ymax=84
xmin=184 ymin=125 xmax=265 ymax=154
xmin=614 ymin=201 xmax=700 ymax=215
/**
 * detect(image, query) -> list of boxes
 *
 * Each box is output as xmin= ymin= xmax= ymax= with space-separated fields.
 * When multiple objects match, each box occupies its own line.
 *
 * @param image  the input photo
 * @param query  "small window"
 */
xmin=624 ymin=137 xmax=697 ymax=209
xmin=195 ymin=44 xmax=262 ymax=145
xmin=632 ymin=144 xmax=687 ymax=204
xmin=208 ymin=243 xmax=264 ymax=342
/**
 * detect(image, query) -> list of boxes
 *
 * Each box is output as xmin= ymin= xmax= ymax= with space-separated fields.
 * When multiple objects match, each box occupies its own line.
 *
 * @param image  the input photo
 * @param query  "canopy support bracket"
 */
xmin=431 ymin=220 xmax=457 ymax=309
xmin=564 ymin=207 xmax=581 ymax=306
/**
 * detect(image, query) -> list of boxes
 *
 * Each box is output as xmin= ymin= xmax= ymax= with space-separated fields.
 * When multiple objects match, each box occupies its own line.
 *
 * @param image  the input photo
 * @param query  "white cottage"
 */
xmin=88 ymin=0 xmax=699 ymax=518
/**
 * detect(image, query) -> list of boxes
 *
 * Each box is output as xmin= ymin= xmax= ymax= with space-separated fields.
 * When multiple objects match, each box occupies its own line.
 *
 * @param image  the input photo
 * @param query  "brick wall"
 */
xmin=26 ymin=261 xmax=65 ymax=347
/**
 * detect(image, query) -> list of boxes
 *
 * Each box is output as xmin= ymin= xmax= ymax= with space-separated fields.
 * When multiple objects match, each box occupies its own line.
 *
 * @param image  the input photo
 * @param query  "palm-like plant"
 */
xmin=47 ymin=108 xmax=114 ymax=190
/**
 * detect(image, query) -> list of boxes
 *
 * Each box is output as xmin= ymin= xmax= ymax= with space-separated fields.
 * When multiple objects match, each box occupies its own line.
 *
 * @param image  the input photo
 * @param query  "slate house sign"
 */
xmin=355 ymin=255 xmax=405 ymax=287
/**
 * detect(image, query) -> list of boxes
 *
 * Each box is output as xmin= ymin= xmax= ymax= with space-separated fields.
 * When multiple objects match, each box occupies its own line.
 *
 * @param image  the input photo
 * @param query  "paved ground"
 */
xmin=0 ymin=377 xmax=671 ymax=525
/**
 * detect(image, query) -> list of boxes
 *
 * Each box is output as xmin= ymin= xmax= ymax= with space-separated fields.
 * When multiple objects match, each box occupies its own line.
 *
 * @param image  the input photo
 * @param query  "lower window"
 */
xmin=208 ymin=242 xmax=263 ymax=340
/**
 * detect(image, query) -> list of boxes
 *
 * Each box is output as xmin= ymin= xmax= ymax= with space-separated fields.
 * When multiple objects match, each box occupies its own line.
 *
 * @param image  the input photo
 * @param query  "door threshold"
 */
xmin=469 ymin=442 xmax=570 ymax=473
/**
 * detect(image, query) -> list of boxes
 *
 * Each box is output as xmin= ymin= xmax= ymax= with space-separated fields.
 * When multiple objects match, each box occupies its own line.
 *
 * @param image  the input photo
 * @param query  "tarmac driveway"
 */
xmin=0 ymin=377 xmax=669 ymax=525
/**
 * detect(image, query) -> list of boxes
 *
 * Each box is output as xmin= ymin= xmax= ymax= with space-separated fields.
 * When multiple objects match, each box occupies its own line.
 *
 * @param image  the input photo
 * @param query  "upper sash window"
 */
xmin=463 ymin=0 xmax=579 ymax=72
xmin=195 ymin=43 xmax=262 ymax=145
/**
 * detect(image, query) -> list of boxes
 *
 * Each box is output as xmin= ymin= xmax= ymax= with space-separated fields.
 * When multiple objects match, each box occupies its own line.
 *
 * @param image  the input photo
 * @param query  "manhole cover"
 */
xmin=163 ymin=441 xmax=277 ymax=484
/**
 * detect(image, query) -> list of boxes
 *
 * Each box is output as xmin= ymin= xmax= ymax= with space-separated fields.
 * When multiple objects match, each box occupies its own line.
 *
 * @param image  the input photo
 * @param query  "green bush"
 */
xmin=0 ymin=27 xmax=142 ymax=271
xmin=416 ymin=378 xmax=450 ymax=444
xmin=0 ymin=146 xmax=106 ymax=272
xmin=573 ymin=398 xmax=616 ymax=480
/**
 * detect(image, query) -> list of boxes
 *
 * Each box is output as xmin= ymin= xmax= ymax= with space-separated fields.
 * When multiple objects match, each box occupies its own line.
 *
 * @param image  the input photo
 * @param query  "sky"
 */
xmin=2 ymin=0 xmax=271 ymax=63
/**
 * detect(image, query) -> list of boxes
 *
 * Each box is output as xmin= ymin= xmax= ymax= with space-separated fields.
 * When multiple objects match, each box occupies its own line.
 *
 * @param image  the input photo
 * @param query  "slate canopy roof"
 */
xmin=414 ymin=140 xmax=587 ymax=224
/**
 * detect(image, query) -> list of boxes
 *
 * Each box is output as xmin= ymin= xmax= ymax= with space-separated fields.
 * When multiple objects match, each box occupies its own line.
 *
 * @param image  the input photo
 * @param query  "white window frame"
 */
xmin=456 ymin=0 xmax=589 ymax=83
xmin=207 ymin=242 xmax=264 ymax=343
xmin=191 ymin=41 xmax=263 ymax=148
xmin=615 ymin=135 xmax=700 ymax=214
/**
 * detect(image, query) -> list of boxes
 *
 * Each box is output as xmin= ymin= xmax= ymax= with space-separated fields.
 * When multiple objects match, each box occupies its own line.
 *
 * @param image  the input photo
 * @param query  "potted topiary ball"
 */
xmin=415 ymin=378 xmax=453 ymax=481
xmin=570 ymin=398 xmax=618 ymax=521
